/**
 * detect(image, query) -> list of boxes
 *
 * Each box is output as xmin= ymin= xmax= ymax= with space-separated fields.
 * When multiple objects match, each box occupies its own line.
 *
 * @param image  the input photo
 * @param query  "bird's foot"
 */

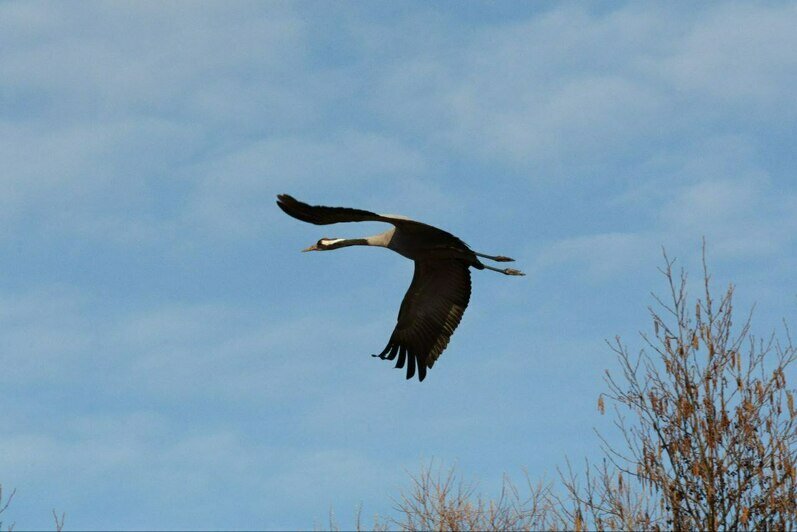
xmin=504 ymin=268 xmax=525 ymax=276
xmin=494 ymin=255 xmax=515 ymax=262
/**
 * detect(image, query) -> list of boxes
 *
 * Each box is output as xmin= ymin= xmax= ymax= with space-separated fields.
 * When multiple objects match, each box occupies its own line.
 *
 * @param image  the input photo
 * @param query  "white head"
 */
xmin=302 ymin=237 xmax=347 ymax=252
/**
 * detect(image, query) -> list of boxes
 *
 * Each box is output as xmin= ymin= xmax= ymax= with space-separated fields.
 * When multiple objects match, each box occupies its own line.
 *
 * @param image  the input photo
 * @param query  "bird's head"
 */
xmin=302 ymin=237 xmax=346 ymax=252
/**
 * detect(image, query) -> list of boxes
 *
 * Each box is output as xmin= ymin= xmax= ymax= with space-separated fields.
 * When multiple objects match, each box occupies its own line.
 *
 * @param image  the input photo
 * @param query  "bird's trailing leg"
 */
xmin=482 ymin=264 xmax=525 ymax=276
xmin=475 ymin=252 xmax=515 ymax=262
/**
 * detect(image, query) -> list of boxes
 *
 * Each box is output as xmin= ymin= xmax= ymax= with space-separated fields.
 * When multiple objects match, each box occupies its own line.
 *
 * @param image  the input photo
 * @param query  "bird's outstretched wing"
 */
xmin=277 ymin=194 xmax=389 ymax=225
xmin=374 ymin=259 xmax=471 ymax=381
xmin=277 ymin=194 xmax=472 ymax=251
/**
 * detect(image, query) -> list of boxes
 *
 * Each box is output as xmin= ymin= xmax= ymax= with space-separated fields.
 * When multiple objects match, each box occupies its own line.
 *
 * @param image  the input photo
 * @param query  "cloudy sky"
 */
xmin=2 ymin=1 xmax=796 ymax=529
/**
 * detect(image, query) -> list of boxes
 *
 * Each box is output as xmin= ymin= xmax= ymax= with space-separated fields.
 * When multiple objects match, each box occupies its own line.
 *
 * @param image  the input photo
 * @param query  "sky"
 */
xmin=1 ymin=1 xmax=797 ymax=529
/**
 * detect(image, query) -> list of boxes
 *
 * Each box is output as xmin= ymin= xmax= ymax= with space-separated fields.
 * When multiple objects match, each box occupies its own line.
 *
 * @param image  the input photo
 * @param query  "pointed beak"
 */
xmin=302 ymin=244 xmax=319 ymax=252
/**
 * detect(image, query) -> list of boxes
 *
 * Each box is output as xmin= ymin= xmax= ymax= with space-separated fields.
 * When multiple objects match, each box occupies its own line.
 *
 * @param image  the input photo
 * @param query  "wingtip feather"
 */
xmin=406 ymin=352 xmax=416 ymax=380
xmin=395 ymin=346 xmax=407 ymax=369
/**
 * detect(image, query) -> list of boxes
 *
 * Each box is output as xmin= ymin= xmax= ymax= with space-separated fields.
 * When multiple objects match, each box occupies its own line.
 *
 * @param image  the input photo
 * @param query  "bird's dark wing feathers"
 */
xmin=277 ymin=194 xmax=388 ymax=225
xmin=276 ymin=194 xmax=469 ymax=248
xmin=375 ymin=259 xmax=471 ymax=381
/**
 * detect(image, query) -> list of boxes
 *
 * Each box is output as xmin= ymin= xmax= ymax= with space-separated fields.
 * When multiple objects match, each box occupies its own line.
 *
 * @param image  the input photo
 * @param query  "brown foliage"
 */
xmin=589 ymin=251 xmax=797 ymax=530
xmin=388 ymin=464 xmax=553 ymax=531
xmin=382 ymin=249 xmax=797 ymax=531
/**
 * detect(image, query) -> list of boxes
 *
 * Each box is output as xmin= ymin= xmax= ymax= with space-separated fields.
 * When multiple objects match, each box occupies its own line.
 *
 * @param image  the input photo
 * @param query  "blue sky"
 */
xmin=2 ymin=1 xmax=797 ymax=529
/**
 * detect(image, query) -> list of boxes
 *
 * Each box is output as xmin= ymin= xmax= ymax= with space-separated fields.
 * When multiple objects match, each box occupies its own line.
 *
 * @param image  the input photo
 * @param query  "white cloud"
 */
xmin=0 ymin=283 xmax=403 ymax=528
xmin=370 ymin=3 xmax=797 ymax=172
xmin=186 ymin=131 xmax=429 ymax=237
xmin=0 ymin=2 xmax=443 ymax=243
xmin=659 ymin=176 xmax=796 ymax=259
xmin=533 ymin=232 xmax=655 ymax=280
xmin=0 ymin=282 xmax=396 ymax=404
xmin=3 ymin=2 xmax=794 ymax=245
xmin=0 ymin=287 xmax=97 ymax=384
xmin=368 ymin=5 xmax=670 ymax=168
xmin=0 ymin=3 xmax=308 ymax=116
xmin=657 ymin=3 xmax=797 ymax=107
xmin=0 ymin=415 xmax=396 ymax=529
xmin=0 ymin=2 xmax=323 ymax=242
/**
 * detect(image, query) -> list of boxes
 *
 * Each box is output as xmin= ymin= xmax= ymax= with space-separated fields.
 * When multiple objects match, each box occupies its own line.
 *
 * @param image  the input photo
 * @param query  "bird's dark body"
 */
xmin=386 ymin=224 xmax=479 ymax=265
xmin=276 ymin=194 xmax=522 ymax=382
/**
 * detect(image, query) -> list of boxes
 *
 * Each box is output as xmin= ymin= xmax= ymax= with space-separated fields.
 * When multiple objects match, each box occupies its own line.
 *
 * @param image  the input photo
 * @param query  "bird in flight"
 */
xmin=277 ymin=194 xmax=524 ymax=382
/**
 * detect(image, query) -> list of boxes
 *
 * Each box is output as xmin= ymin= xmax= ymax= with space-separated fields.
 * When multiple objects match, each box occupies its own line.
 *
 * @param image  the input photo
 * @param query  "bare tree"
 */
xmin=553 ymin=456 xmax=661 ymax=531
xmin=0 ymin=485 xmax=16 ymax=532
xmin=561 ymin=250 xmax=797 ymax=530
xmin=385 ymin=249 xmax=797 ymax=531
xmin=52 ymin=510 xmax=65 ymax=532
xmin=387 ymin=463 xmax=553 ymax=532
xmin=324 ymin=501 xmax=390 ymax=532
xmin=0 ymin=485 xmax=64 ymax=532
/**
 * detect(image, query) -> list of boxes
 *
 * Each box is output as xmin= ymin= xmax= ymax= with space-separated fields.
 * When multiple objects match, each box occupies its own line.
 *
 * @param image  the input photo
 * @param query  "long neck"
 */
xmin=328 ymin=231 xmax=392 ymax=250
xmin=326 ymin=238 xmax=370 ymax=250
xmin=365 ymin=229 xmax=393 ymax=247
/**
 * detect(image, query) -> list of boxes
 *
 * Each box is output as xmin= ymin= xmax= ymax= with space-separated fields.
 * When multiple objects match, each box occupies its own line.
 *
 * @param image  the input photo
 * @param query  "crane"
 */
xmin=277 ymin=194 xmax=524 ymax=381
